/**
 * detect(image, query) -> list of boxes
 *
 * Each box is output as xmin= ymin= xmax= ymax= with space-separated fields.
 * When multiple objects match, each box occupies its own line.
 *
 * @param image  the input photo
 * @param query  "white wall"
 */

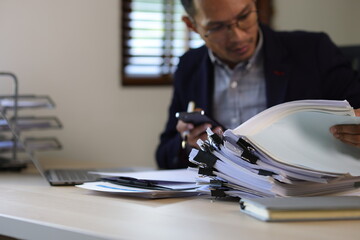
xmin=273 ymin=0 xmax=360 ymax=45
xmin=0 ymin=0 xmax=172 ymax=168
xmin=0 ymin=0 xmax=359 ymax=168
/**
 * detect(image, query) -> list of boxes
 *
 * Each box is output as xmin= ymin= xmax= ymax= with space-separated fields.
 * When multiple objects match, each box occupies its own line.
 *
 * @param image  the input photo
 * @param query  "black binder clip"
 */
xmin=241 ymin=151 xmax=258 ymax=164
xmin=210 ymin=179 xmax=226 ymax=188
xmin=258 ymin=169 xmax=275 ymax=176
xmin=211 ymin=189 xmax=227 ymax=198
xmin=193 ymin=150 xmax=218 ymax=168
xmin=239 ymin=200 xmax=246 ymax=210
xmin=236 ymin=137 xmax=254 ymax=151
xmin=198 ymin=167 xmax=216 ymax=176
xmin=206 ymin=128 xmax=223 ymax=150
xmin=203 ymin=142 xmax=216 ymax=153
xmin=197 ymin=139 xmax=215 ymax=153
xmin=236 ymin=137 xmax=259 ymax=164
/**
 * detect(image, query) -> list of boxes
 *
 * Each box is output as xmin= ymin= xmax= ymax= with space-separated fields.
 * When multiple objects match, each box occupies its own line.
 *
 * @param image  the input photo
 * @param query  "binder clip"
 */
xmin=258 ymin=169 xmax=275 ymax=176
xmin=239 ymin=200 xmax=246 ymax=210
xmin=193 ymin=150 xmax=218 ymax=168
xmin=198 ymin=167 xmax=216 ymax=176
xmin=206 ymin=128 xmax=223 ymax=150
xmin=236 ymin=137 xmax=259 ymax=164
xmin=197 ymin=139 xmax=215 ymax=153
xmin=210 ymin=189 xmax=227 ymax=198
xmin=210 ymin=179 xmax=226 ymax=188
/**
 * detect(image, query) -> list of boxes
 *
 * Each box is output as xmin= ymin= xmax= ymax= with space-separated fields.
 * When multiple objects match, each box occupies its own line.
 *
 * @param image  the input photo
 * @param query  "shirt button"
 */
xmin=246 ymin=63 xmax=252 ymax=70
xmin=230 ymin=81 xmax=237 ymax=88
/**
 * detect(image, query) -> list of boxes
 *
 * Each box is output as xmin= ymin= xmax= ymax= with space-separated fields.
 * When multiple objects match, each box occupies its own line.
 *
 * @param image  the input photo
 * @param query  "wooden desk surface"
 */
xmin=0 ymin=170 xmax=360 ymax=240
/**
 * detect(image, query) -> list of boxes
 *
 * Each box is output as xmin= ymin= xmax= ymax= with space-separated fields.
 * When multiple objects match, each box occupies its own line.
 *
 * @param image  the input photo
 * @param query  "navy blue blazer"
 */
xmin=156 ymin=24 xmax=360 ymax=169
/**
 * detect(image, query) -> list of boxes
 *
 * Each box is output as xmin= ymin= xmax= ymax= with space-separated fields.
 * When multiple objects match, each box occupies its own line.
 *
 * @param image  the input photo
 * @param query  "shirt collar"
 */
xmin=208 ymin=29 xmax=264 ymax=71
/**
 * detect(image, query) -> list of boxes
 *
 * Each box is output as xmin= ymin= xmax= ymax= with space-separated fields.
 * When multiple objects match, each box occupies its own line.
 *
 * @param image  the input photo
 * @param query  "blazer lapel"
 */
xmin=261 ymin=25 xmax=293 ymax=108
xmin=196 ymin=52 xmax=214 ymax=116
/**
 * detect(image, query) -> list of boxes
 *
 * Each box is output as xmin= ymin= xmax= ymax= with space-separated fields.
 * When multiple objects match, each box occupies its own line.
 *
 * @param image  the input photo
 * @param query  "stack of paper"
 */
xmin=77 ymin=169 xmax=207 ymax=199
xmin=189 ymin=100 xmax=360 ymax=198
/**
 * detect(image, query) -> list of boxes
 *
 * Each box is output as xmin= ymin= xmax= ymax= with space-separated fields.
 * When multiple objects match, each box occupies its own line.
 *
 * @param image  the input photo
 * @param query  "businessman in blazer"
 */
xmin=156 ymin=0 xmax=360 ymax=169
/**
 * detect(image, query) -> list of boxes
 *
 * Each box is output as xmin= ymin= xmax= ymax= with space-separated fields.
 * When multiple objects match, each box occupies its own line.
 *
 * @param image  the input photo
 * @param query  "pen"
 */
xmin=101 ymin=177 xmax=196 ymax=191
xmin=101 ymin=177 xmax=172 ymax=190
xmin=182 ymin=101 xmax=195 ymax=149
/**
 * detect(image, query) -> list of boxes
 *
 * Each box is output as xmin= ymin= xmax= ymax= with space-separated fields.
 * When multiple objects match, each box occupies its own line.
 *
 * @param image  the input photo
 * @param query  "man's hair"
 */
xmin=180 ymin=0 xmax=196 ymax=18
xmin=180 ymin=0 xmax=258 ymax=19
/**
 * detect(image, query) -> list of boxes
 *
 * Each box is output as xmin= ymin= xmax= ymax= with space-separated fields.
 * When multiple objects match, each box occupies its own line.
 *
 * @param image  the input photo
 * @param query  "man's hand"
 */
xmin=176 ymin=120 xmax=222 ymax=149
xmin=330 ymin=109 xmax=360 ymax=147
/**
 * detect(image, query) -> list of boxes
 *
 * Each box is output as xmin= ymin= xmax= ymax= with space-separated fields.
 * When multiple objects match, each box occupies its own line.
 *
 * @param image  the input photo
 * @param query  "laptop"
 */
xmin=30 ymin=153 xmax=136 ymax=186
xmin=33 ymin=149 xmax=144 ymax=186
xmin=44 ymin=168 xmax=99 ymax=186
xmin=1 ymin=111 xmax=135 ymax=186
xmin=26 ymin=143 xmax=135 ymax=186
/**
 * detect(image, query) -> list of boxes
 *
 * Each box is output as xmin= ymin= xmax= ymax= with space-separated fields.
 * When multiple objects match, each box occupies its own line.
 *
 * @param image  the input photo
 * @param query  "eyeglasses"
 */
xmin=202 ymin=10 xmax=258 ymax=40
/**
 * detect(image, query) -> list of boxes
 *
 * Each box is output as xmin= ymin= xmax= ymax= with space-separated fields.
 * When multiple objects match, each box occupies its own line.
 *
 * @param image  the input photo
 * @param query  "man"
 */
xmin=156 ymin=0 xmax=360 ymax=169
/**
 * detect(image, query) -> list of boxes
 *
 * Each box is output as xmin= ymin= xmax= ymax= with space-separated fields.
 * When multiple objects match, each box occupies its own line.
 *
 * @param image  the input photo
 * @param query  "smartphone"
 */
xmin=175 ymin=111 xmax=223 ymax=127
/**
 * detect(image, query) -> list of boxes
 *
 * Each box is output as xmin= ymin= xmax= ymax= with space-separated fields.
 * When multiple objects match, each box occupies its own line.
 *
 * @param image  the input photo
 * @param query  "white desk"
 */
xmin=0 ymin=170 xmax=360 ymax=240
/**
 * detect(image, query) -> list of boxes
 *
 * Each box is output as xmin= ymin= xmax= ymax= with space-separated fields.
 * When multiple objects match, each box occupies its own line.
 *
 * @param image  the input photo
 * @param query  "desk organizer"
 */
xmin=0 ymin=73 xmax=62 ymax=171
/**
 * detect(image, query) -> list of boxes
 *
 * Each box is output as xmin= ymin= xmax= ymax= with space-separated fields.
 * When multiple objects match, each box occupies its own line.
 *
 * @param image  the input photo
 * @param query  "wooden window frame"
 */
xmin=121 ymin=0 xmax=273 ymax=86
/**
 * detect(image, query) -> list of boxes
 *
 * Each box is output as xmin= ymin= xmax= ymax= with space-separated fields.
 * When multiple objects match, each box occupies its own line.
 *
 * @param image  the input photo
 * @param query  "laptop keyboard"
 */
xmin=52 ymin=169 xmax=98 ymax=181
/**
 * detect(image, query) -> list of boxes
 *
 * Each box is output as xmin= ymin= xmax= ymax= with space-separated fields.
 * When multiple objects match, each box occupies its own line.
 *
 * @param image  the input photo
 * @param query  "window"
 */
xmin=121 ymin=0 xmax=273 ymax=86
xmin=122 ymin=0 xmax=203 ymax=86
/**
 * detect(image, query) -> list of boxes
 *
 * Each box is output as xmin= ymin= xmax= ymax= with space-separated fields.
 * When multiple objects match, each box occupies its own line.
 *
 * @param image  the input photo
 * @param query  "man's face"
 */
xmin=191 ymin=0 xmax=259 ymax=67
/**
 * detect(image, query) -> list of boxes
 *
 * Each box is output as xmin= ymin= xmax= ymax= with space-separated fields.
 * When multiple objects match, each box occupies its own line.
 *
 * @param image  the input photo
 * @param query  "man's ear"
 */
xmin=182 ymin=16 xmax=198 ymax=33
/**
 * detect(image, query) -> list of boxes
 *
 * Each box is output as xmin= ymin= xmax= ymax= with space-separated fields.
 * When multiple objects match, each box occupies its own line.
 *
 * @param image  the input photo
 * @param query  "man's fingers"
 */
xmin=336 ymin=137 xmax=360 ymax=148
xmin=188 ymin=124 xmax=212 ymax=139
xmin=212 ymin=126 xmax=224 ymax=135
xmin=330 ymin=125 xmax=360 ymax=147
xmin=176 ymin=120 xmax=194 ymax=133
xmin=330 ymin=124 xmax=360 ymax=135
xmin=186 ymin=124 xmax=212 ymax=147
xmin=354 ymin=108 xmax=360 ymax=117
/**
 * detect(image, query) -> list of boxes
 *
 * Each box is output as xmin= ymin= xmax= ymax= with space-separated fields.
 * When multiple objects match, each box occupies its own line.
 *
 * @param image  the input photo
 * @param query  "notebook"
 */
xmin=239 ymin=196 xmax=360 ymax=222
